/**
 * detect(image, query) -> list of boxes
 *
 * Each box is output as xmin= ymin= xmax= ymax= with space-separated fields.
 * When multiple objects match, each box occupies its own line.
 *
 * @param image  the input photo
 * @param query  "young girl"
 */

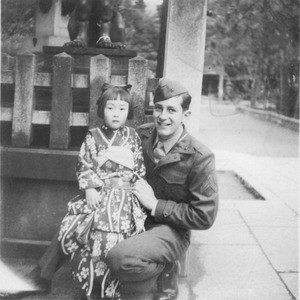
xmin=58 ymin=83 xmax=147 ymax=298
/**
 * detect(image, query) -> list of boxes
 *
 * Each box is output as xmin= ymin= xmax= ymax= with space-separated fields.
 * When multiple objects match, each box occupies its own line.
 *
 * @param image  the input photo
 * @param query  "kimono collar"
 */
xmin=100 ymin=124 xmax=124 ymax=140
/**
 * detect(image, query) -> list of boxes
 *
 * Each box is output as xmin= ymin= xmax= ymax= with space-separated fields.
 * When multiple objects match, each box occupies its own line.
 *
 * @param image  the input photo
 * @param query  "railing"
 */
xmin=1 ymin=52 xmax=157 ymax=150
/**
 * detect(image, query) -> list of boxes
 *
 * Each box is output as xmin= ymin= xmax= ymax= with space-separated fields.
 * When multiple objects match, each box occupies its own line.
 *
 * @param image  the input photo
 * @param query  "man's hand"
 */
xmin=133 ymin=179 xmax=158 ymax=211
xmin=85 ymin=188 xmax=101 ymax=210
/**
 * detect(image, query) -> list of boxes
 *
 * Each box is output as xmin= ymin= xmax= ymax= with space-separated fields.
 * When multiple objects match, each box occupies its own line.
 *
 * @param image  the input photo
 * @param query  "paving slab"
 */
xmin=275 ymin=190 xmax=299 ymax=213
xmin=219 ymin=200 xmax=298 ymax=228
xmin=264 ymin=186 xmax=299 ymax=214
xmin=250 ymin=227 xmax=298 ymax=272
xmin=191 ymin=210 xmax=257 ymax=245
xmin=178 ymin=244 xmax=294 ymax=300
xmin=214 ymin=151 xmax=299 ymax=207
xmin=279 ymin=273 xmax=299 ymax=299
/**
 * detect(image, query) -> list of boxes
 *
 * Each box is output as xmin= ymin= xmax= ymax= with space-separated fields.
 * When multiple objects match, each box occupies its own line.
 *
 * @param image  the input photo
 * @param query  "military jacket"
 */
xmin=138 ymin=124 xmax=219 ymax=236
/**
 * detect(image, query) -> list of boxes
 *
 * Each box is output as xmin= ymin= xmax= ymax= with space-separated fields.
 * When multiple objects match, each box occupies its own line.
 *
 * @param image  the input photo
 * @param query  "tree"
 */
xmin=205 ymin=0 xmax=299 ymax=117
xmin=1 ymin=0 xmax=36 ymax=54
xmin=122 ymin=0 xmax=161 ymax=73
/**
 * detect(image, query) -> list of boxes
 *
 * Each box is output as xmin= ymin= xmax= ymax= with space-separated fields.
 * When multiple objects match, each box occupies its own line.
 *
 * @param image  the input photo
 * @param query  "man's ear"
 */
xmin=183 ymin=110 xmax=191 ymax=119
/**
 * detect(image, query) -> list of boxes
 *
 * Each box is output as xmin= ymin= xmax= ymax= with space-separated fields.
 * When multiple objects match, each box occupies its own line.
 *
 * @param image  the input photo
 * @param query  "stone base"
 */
xmin=36 ymin=36 xmax=70 ymax=50
xmin=41 ymin=46 xmax=138 ymax=75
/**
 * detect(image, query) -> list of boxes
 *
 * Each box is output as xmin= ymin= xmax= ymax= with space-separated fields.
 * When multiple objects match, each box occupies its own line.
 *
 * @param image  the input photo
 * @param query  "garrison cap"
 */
xmin=153 ymin=78 xmax=188 ymax=103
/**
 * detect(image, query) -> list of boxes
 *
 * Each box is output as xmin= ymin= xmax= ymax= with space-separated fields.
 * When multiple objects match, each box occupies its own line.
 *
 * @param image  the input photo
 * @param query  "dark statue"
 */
xmin=39 ymin=0 xmax=126 ymax=49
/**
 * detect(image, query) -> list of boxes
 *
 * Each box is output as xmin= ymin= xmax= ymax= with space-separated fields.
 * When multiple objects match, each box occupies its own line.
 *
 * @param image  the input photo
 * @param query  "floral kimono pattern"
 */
xmin=58 ymin=125 xmax=147 ymax=297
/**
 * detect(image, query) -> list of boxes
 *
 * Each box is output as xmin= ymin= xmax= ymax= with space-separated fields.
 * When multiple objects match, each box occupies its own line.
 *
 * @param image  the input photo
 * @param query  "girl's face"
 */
xmin=104 ymin=94 xmax=129 ymax=130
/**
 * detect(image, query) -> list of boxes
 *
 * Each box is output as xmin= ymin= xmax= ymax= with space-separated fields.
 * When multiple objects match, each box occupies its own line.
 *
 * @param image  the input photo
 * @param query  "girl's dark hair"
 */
xmin=97 ymin=83 xmax=133 ymax=120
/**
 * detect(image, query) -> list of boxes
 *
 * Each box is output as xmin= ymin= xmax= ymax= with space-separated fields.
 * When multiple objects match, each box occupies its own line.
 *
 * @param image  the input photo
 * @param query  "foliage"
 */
xmin=1 ymin=0 xmax=36 ymax=54
xmin=122 ymin=0 xmax=161 ymax=73
xmin=206 ymin=0 xmax=299 ymax=117
xmin=1 ymin=0 xmax=161 ymax=73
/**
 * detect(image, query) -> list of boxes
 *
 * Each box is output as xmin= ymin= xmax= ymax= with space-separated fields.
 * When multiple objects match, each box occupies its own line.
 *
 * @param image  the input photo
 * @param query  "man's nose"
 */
xmin=158 ymin=109 xmax=167 ymax=119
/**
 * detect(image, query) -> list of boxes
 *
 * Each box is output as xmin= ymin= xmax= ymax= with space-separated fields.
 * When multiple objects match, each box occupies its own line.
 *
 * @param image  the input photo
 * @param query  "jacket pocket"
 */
xmin=159 ymin=168 xmax=186 ymax=185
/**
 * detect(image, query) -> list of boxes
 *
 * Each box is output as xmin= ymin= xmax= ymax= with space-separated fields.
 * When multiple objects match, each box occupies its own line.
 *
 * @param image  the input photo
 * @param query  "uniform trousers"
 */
xmin=105 ymin=223 xmax=190 ymax=294
xmin=38 ymin=223 xmax=190 ymax=294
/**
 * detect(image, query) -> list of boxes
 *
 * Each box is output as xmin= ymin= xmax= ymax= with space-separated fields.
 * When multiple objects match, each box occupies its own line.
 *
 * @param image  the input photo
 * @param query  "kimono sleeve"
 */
xmin=133 ymin=131 xmax=146 ymax=179
xmin=75 ymin=132 xmax=103 ymax=190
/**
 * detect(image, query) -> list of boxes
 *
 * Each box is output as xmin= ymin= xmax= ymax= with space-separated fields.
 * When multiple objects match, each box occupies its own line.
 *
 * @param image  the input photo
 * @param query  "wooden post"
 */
xmin=128 ymin=56 xmax=148 ymax=128
xmin=89 ymin=54 xmax=111 ymax=128
xmin=50 ymin=52 xmax=73 ymax=149
xmin=12 ymin=52 xmax=36 ymax=147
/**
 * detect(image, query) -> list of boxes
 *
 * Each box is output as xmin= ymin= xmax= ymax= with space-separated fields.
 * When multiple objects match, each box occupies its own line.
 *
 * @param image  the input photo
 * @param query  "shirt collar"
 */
xmin=153 ymin=125 xmax=184 ymax=154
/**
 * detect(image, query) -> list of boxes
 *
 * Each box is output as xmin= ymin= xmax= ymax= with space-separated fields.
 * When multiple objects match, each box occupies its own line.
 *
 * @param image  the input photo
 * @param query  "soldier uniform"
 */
xmin=105 ymin=78 xmax=219 ymax=299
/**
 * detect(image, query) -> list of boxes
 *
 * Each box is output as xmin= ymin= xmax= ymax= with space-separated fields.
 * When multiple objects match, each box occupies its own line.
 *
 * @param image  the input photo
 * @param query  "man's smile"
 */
xmin=157 ymin=121 xmax=171 ymax=127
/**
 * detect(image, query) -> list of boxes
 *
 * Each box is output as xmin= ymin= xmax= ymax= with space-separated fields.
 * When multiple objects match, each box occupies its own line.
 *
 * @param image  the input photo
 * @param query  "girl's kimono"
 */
xmin=58 ymin=125 xmax=147 ymax=298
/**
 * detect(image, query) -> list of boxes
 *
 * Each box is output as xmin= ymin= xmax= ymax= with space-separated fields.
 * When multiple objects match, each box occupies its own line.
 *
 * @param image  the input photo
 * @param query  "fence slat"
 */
xmin=71 ymin=112 xmax=89 ymax=126
xmin=34 ymin=73 xmax=89 ymax=88
xmin=1 ymin=53 xmax=15 ymax=70
xmin=128 ymin=56 xmax=148 ymax=127
xmin=50 ymin=53 xmax=74 ymax=149
xmin=32 ymin=111 xmax=51 ymax=124
xmin=35 ymin=72 xmax=52 ymax=87
xmin=1 ymin=70 xmax=14 ymax=84
xmin=73 ymin=74 xmax=89 ymax=88
xmin=110 ymin=75 xmax=127 ymax=86
xmin=1 ymin=107 xmax=13 ymax=121
xmin=12 ymin=53 xmax=36 ymax=147
xmin=89 ymin=55 xmax=111 ymax=128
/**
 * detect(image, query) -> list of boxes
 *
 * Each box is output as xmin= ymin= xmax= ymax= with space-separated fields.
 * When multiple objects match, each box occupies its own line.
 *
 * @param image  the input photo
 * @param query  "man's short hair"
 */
xmin=179 ymin=92 xmax=192 ymax=111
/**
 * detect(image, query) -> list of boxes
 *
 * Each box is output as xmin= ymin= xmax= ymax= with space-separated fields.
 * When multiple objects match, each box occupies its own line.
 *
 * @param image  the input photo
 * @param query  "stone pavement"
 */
xmin=178 ymin=99 xmax=299 ymax=300
xmin=1 ymin=99 xmax=299 ymax=300
xmin=178 ymin=150 xmax=298 ymax=300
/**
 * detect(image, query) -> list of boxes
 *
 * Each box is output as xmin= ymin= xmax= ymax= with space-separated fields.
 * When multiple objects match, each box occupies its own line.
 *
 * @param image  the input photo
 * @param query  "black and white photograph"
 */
xmin=0 ymin=0 xmax=299 ymax=299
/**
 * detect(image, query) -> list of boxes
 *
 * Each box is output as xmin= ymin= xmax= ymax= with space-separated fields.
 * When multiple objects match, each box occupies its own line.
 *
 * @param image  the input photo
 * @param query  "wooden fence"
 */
xmin=1 ymin=52 xmax=158 ymax=149
xmin=0 ymin=52 xmax=158 ymax=255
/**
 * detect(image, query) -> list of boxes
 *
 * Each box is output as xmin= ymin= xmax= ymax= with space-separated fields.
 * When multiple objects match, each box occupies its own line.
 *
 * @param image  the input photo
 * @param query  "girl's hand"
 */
xmin=85 ymin=188 xmax=101 ymax=210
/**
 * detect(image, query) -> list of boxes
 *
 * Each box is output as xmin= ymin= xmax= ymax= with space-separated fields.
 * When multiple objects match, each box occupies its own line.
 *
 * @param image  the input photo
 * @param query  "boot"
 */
xmin=154 ymin=261 xmax=180 ymax=300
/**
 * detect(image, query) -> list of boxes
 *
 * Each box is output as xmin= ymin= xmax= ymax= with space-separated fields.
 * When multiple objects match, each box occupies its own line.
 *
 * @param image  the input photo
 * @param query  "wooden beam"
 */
xmin=0 ymin=107 xmax=12 ymax=121
xmin=0 ymin=147 xmax=78 ymax=180
xmin=1 ymin=70 xmax=14 ymax=84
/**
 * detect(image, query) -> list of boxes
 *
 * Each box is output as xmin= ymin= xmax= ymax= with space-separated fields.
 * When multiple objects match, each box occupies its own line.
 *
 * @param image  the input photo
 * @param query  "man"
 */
xmin=105 ymin=78 xmax=219 ymax=299
xmin=11 ymin=78 xmax=218 ymax=300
